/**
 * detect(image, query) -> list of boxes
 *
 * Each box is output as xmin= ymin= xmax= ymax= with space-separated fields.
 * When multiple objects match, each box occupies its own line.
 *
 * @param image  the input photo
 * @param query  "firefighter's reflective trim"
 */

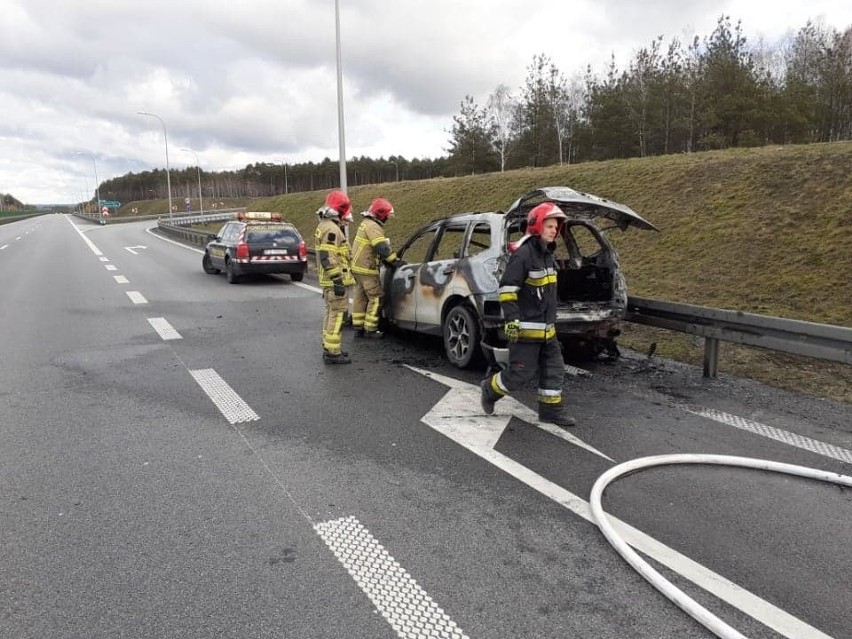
xmin=323 ymin=309 xmax=347 ymax=353
xmin=491 ymin=374 xmax=509 ymax=396
xmin=498 ymin=285 xmax=520 ymax=303
xmin=537 ymin=388 xmax=563 ymax=404
xmin=516 ymin=321 xmax=556 ymax=341
xmin=365 ymin=296 xmax=382 ymax=332
xmin=351 ymin=310 xmax=366 ymax=330
xmin=524 ymin=268 xmax=558 ymax=287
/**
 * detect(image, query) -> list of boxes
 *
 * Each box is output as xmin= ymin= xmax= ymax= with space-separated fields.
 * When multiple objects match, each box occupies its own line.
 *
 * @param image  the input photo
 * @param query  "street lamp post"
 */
xmin=335 ymin=0 xmax=347 ymax=193
xmin=182 ymin=148 xmax=204 ymax=214
xmin=76 ymin=150 xmax=101 ymax=219
xmin=137 ymin=111 xmax=173 ymax=221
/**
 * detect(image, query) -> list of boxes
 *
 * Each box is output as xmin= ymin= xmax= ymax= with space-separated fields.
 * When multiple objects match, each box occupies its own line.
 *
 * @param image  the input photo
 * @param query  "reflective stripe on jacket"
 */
xmin=315 ymin=218 xmax=355 ymax=287
xmin=351 ymin=217 xmax=397 ymax=276
xmin=498 ymin=237 xmax=559 ymax=342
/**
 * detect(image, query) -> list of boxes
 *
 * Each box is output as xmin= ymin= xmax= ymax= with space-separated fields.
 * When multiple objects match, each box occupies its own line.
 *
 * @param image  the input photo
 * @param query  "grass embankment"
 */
xmin=122 ymin=143 xmax=852 ymax=403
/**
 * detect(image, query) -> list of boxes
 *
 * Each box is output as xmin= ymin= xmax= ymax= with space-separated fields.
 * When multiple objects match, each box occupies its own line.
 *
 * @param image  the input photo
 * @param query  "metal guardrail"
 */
xmin=151 ymin=223 xmax=852 ymax=377
xmin=626 ymin=296 xmax=852 ymax=377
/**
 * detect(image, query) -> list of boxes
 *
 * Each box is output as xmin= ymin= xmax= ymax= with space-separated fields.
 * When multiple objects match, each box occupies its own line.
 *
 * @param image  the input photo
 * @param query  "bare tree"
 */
xmin=485 ymin=84 xmax=517 ymax=172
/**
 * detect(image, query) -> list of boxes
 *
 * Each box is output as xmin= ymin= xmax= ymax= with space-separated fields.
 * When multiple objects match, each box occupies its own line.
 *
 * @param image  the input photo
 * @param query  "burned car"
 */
xmin=380 ymin=186 xmax=658 ymax=368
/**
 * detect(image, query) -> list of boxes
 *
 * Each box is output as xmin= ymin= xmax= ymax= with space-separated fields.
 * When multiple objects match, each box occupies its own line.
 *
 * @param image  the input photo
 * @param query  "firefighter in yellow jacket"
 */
xmin=315 ymin=190 xmax=355 ymax=364
xmin=351 ymin=198 xmax=399 ymax=338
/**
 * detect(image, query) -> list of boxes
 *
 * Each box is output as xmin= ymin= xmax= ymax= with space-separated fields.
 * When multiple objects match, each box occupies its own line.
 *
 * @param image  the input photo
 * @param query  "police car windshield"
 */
xmin=246 ymin=224 xmax=300 ymax=244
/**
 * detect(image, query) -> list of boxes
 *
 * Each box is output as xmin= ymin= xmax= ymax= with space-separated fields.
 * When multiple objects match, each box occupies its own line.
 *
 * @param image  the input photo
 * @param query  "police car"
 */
xmin=202 ymin=211 xmax=308 ymax=284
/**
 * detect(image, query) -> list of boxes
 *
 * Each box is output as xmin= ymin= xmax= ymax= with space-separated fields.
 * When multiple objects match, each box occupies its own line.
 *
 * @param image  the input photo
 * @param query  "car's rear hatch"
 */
xmin=504 ymin=186 xmax=658 ymax=231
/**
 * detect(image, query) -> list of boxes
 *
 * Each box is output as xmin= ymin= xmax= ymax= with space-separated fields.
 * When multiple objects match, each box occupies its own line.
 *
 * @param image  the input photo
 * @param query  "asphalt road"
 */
xmin=1 ymin=215 xmax=850 ymax=639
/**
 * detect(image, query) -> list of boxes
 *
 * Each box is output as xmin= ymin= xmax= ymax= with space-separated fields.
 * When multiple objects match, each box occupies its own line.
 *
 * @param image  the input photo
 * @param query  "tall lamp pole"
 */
xmin=182 ymin=148 xmax=204 ymax=214
xmin=335 ymin=0 xmax=347 ymax=193
xmin=137 ymin=111 xmax=173 ymax=221
xmin=76 ymin=150 xmax=101 ymax=219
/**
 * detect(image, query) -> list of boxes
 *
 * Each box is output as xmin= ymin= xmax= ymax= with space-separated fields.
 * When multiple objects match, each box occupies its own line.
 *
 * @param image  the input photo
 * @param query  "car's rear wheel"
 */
xmin=225 ymin=259 xmax=240 ymax=284
xmin=202 ymin=252 xmax=220 ymax=274
xmin=290 ymin=272 xmax=304 ymax=282
xmin=443 ymin=304 xmax=481 ymax=369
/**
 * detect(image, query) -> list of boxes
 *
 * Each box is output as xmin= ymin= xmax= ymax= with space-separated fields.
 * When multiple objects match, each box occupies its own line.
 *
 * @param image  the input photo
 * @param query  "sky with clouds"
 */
xmin=2 ymin=0 xmax=851 ymax=204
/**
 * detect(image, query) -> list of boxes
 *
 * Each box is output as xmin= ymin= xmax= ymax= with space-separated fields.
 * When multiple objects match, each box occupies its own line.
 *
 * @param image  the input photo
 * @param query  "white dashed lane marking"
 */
xmin=147 ymin=317 xmax=182 ymax=341
xmin=126 ymin=291 xmax=148 ymax=304
xmin=189 ymin=368 xmax=259 ymax=424
xmin=316 ymin=516 xmax=469 ymax=639
xmin=105 ymin=264 xmax=117 ymax=271
xmin=113 ymin=275 xmax=129 ymax=284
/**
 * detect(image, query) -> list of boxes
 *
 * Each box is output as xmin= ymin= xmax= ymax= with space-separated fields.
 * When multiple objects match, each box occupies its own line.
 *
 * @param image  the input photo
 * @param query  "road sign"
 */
xmin=101 ymin=207 xmax=109 ymax=216
xmin=98 ymin=200 xmax=121 ymax=208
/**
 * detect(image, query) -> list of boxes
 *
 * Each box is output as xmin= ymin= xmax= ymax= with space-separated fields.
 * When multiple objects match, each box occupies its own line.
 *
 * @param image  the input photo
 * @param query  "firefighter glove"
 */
xmin=332 ymin=278 xmax=346 ymax=297
xmin=504 ymin=319 xmax=521 ymax=343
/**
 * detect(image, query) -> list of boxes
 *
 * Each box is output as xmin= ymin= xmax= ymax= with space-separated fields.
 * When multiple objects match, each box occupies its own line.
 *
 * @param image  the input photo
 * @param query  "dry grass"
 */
xmin=124 ymin=142 xmax=852 ymax=403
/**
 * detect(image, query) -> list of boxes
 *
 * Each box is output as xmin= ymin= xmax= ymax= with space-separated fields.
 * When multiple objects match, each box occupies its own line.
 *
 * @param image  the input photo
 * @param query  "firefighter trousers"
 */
xmin=322 ymin=288 xmax=349 ymax=354
xmin=351 ymin=273 xmax=383 ymax=333
xmin=486 ymin=338 xmax=565 ymax=405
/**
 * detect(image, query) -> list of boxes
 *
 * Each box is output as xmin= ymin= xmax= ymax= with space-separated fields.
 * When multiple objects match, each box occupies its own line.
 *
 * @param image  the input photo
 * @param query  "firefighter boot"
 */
xmin=323 ymin=350 xmax=352 ymax=365
xmin=538 ymin=403 xmax=576 ymax=427
xmin=480 ymin=379 xmax=500 ymax=415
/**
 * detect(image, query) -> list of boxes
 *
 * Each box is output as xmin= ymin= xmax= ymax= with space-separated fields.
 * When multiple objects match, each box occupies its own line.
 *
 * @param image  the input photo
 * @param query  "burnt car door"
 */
xmin=412 ymin=220 xmax=471 ymax=333
xmin=384 ymin=222 xmax=442 ymax=331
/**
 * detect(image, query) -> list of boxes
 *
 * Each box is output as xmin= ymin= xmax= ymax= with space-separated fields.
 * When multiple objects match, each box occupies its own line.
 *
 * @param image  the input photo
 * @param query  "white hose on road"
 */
xmin=589 ymin=454 xmax=852 ymax=639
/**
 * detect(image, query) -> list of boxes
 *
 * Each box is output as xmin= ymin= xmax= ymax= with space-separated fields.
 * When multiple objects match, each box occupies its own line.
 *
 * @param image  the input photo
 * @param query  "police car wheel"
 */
xmin=225 ymin=259 xmax=241 ymax=284
xmin=202 ymin=252 xmax=220 ymax=274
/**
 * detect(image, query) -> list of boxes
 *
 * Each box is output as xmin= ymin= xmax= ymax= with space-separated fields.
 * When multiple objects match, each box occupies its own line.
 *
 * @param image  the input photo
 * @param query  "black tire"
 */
xmin=290 ymin=271 xmax=304 ymax=282
xmin=202 ymin=252 xmax=220 ymax=274
xmin=225 ymin=259 xmax=240 ymax=284
xmin=443 ymin=304 xmax=481 ymax=369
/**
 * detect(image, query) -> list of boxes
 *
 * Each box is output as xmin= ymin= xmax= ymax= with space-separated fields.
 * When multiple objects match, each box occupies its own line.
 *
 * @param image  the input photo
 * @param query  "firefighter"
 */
xmin=315 ymin=190 xmax=355 ymax=364
xmin=480 ymin=202 xmax=576 ymax=427
xmin=350 ymin=197 xmax=400 ymax=338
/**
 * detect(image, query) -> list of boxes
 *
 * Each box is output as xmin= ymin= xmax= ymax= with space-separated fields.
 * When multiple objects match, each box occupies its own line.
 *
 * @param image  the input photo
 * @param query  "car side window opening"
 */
xmin=400 ymin=227 xmax=440 ymax=264
xmin=467 ymin=222 xmax=492 ymax=257
xmin=432 ymin=224 xmax=468 ymax=261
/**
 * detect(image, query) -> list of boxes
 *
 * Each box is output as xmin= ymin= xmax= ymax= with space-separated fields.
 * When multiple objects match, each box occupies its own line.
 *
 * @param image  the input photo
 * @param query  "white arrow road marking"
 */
xmin=124 ymin=245 xmax=147 ymax=254
xmin=409 ymin=366 xmax=832 ymax=639
xmin=408 ymin=367 xmax=612 ymax=461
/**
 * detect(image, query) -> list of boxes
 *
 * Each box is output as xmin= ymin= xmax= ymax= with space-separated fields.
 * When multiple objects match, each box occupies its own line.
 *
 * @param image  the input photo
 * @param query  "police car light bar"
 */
xmin=238 ymin=211 xmax=282 ymax=221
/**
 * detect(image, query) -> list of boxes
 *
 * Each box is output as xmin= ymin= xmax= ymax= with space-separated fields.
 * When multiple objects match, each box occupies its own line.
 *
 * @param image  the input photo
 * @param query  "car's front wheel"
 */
xmin=202 ymin=252 xmax=220 ymax=274
xmin=443 ymin=304 xmax=481 ymax=369
xmin=225 ymin=259 xmax=240 ymax=284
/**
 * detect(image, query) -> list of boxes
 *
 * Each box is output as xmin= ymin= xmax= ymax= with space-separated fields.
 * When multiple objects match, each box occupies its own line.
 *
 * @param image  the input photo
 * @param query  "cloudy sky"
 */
xmin=2 ymin=0 xmax=851 ymax=204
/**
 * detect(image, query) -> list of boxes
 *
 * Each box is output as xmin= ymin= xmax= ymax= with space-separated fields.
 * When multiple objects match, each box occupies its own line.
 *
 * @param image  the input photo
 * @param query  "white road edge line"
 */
xmin=410 ymin=366 xmax=833 ymax=639
xmin=147 ymin=317 xmax=182 ymax=341
xmin=315 ymin=516 xmax=469 ymax=639
xmin=65 ymin=216 xmax=103 ymax=256
xmin=189 ymin=368 xmax=259 ymax=424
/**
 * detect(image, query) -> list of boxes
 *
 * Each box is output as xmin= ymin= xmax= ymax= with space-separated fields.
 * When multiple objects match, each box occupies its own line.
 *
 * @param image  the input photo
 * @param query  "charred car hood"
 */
xmin=505 ymin=186 xmax=658 ymax=232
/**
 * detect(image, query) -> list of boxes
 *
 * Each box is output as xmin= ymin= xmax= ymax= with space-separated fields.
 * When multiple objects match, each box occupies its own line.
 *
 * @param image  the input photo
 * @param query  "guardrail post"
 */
xmin=703 ymin=337 xmax=720 ymax=378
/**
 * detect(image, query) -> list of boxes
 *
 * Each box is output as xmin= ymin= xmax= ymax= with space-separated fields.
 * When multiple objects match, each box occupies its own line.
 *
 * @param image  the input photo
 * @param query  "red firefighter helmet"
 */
xmin=526 ymin=202 xmax=567 ymax=236
xmin=324 ymin=190 xmax=351 ymax=218
xmin=368 ymin=197 xmax=394 ymax=222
